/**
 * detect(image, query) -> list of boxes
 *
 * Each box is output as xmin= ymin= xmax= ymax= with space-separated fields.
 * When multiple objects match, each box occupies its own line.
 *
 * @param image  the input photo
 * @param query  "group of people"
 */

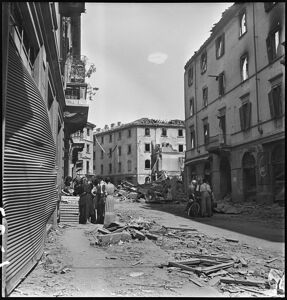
xmin=61 ymin=175 xmax=116 ymax=227
xmin=185 ymin=177 xmax=214 ymax=217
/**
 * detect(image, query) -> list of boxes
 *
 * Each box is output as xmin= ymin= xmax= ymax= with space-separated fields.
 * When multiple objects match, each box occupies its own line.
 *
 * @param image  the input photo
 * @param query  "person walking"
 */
xmin=185 ymin=179 xmax=197 ymax=213
xmin=77 ymin=178 xmax=87 ymax=224
xmin=96 ymin=177 xmax=106 ymax=224
xmin=85 ymin=180 xmax=96 ymax=224
xmin=199 ymin=177 xmax=212 ymax=217
xmin=104 ymin=177 xmax=116 ymax=227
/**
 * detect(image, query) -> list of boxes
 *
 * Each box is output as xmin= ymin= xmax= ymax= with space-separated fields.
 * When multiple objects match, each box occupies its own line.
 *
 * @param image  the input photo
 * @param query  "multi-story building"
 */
xmin=2 ymin=2 xmax=88 ymax=295
xmin=93 ymin=118 xmax=186 ymax=185
xmin=70 ymin=122 xmax=96 ymax=177
xmin=184 ymin=2 xmax=285 ymax=203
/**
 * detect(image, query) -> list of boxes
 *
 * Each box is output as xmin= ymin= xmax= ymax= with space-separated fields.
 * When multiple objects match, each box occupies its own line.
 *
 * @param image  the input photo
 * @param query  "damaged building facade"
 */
xmin=184 ymin=2 xmax=285 ymax=203
xmin=2 ymin=2 xmax=88 ymax=295
xmin=93 ymin=118 xmax=186 ymax=185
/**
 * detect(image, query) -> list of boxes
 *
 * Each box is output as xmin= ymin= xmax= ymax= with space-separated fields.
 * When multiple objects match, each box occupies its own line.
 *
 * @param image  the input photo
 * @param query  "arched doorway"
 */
xmin=220 ymin=157 xmax=232 ymax=198
xmin=271 ymin=144 xmax=285 ymax=202
xmin=242 ymin=152 xmax=257 ymax=201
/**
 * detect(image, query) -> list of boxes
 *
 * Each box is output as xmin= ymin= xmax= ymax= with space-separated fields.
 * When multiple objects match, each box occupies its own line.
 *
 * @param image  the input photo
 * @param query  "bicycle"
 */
xmin=186 ymin=193 xmax=201 ymax=218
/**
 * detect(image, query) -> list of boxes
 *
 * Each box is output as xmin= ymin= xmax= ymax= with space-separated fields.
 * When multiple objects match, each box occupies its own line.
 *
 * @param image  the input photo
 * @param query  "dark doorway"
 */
xmin=271 ymin=144 xmax=285 ymax=203
xmin=242 ymin=152 xmax=257 ymax=201
xmin=219 ymin=157 xmax=231 ymax=198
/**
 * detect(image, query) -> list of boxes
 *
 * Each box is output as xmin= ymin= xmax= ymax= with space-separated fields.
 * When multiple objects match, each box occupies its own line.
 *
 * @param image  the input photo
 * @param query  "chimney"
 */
xmin=104 ymin=125 xmax=109 ymax=130
xmin=117 ymin=121 xmax=121 ymax=126
xmin=111 ymin=123 xmax=115 ymax=128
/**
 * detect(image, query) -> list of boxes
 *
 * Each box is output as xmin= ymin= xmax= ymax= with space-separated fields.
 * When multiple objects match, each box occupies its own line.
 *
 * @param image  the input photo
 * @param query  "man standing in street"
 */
xmin=199 ymin=177 xmax=212 ymax=217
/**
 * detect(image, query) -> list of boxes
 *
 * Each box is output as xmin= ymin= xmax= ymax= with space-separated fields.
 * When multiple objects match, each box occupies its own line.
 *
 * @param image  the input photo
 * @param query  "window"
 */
xmin=240 ymin=53 xmax=249 ymax=81
xmin=86 ymin=161 xmax=89 ymax=174
xmin=188 ymin=66 xmax=193 ymax=86
xmin=100 ymin=164 xmax=103 ymax=174
xmin=87 ymin=128 xmax=90 ymax=136
xmin=264 ymin=2 xmax=277 ymax=12
xmin=109 ymin=134 xmax=112 ymax=143
xmin=93 ymin=152 xmax=95 ymax=160
xmin=203 ymin=119 xmax=209 ymax=145
xmin=93 ymin=137 xmax=96 ymax=145
xmin=145 ymin=143 xmax=150 ymax=152
xmin=109 ymin=148 xmax=112 ymax=157
xmin=200 ymin=51 xmax=207 ymax=73
xmin=118 ymin=131 xmax=122 ymax=140
xmin=101 ymin=136 xmax=104 ymax=144
xmin=118 ymin=162 xmax=122 ymax=172
xmin=109 ymin=163 xmax=112 ymax=174
xmin=101 ymin=150 xmax=104 ymax=159
xmin=178 ymin=129 xmax=183 ymax=137
xmin=202 ymin=87 xmax=208 ymax=107
xmin=145 ymin=159 xmax=151 ymax=169
xmin=268 ymin=84 xmax=282 ymax=119
xmin=218 ymin=72 xmax=225 ymax=96
xmin=178 ymin=144 xmax=184 ymax=152
xmin=145 ymin=128 xmax=150 ymax=136
xmin=190 ymin=98 xmax=194 ymax=116
xmin=128 ymin=145 xmax=131 ymax=154
xmin=216 ymin=33 xmax=225 ymax=58
xmin=118 ymin=146 xmax=122 ymax=156
xmin=161 ymin=128 xmax=167 ymax=136
xmin=239 ymin=102 xmax=252 ymax=131
xmin=127 ymin=160 xmax=132 ymax=172
xmin=86 ymin=144 xmax=90 ymax=153
xmin=128 ymin=129 xmax=131 ymax=138
xmin=239 ymin=10 xmax=247 ymax=37
xmin=190 ymin=126 xmax=195 ymax=149
xmin=266 ymin=26 xmax=281 ymax=63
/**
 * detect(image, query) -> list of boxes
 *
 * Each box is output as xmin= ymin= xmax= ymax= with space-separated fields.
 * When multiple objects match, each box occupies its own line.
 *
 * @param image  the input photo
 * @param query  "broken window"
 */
xmin=100 ymin=164 xmax=103 ymax=174
xmin=145 ymin=128 xmax=150 ymax=136
xmin=145 ymin=143 xmax=150 ymax=152
xmin=264 ymin=2 xmax=278 ymax=12
xmin=109 ymin=148 xmax=112 ymax=157
xmin=178 ymin=129 xmax=183 ymax=137
xmin=118 ymin=131 xmax=121 ymax=140
xmin=215 ymin=33 xmax=225 ymax=59
xmin=188 ymin=65 xmax=193 ymax=86
xmin=203 ymin=118 xmax=209 ymax=145
xmin=145 ymin=159 xmax=151 ymax=169
xmin=178 ymin=144 xmax=184 ymax=152
xmin=200 ymin=51 xmax=207 ymax=73
xmin=240 ymin=54 xmax=249 ymax=81
xmin=202 ymin=87 xmax=208 ymax=107
xmin=239 ymin=10 xmax=247 ymax=37
xmin=87 ymin=144 xmax=90 ymax=153
xmin=118 ymin=146 xmax=122 ymax=156
xmin=127 ymin=160 xmax=132 ymax=172
xmin=128 ymin=144 xmax=131 ymax=154
xmin=101 ymin=136 xmax=104 ymax=144
xmin=118 ymin=162 xmax=122 ymax=172
xmin=109 ymin=163 xmax=112 ymax=174
xmin=128 ymin=129 xmax=131 ymax=138
xmin=266 ymin=26 xmax=281 ymax=63
xmin=101 ymin=150 xmax=104 ymax=159
xmin=239 ymin=102 xmax=252 ymax=131
xmin=218 ymin=72 xmax=225 ymax=96
xmin=190 ymin=126 xmax=195 ymax=149
xmin=268 ymin=84 xmax=282 ymax=119
xmin=161 ymin=128 xmax=167 ymax=136
xmin=109 ymin=134 xmax=112 ymax=143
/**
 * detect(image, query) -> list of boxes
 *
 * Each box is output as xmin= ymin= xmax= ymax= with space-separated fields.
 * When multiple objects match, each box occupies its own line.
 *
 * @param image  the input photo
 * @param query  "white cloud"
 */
xmin=147 ymin=52 xmax=168 ymax=64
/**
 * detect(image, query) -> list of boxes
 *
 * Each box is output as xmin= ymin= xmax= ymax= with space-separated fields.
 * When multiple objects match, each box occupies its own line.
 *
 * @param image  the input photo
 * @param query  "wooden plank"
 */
xmin=168 ymin=261 xmax=198 ymax=273
xmin=200 ymin=261 xmax=234 ymax=274
xmin=220 ymin=278 xmax=266 ymax=286
xmin=189 ymin=277 xmax=204 ymax=287
xmin=165 ymin=226 xmax=198 ymax=231
xmin=171 ymin=259 xmax=202 ymax=265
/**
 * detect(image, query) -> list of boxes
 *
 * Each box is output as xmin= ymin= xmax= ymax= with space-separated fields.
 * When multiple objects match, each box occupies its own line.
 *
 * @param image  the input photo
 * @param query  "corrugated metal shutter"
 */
xmin=3 ymin=41 xmax=57 ymax=294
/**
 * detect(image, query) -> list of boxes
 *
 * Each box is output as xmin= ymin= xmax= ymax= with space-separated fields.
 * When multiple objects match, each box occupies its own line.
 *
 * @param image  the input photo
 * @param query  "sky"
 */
xmin=81 ymin=2 xmax=234 ymax=129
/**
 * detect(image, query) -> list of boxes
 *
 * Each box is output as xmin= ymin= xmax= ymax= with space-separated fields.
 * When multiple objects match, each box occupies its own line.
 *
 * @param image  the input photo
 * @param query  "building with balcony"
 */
xmin=70 ymin=122 xmax=96 ymax=178
xmin=2 ymin=2 xmax=87 ymax=295
xmin=184 ymin=2 xmax=285 ymax=204
xmin=93 ymin=118 xmax=186 ymax=185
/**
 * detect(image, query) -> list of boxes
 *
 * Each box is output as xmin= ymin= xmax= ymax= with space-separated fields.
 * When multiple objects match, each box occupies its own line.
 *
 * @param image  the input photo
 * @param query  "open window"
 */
xmin=240 ymin=53 xmax=249 ymax=81
xmin=218 ymin=72 xmax=225 ymax=96
xmin=190 ymin=97 xmax=194 ymax=116
xmin=190 ymin=126 xmax=195 ymax=149
xmin=178 ymin=144 xmax=184 ymax=152
xmin=188 ymin=65 xmax=193 ymax=86
xmin=239 ymin=9 xmax=247 ymax=37
xmin=202 ymin=87 xmax=208 ymax=107
xmin=200 ymin=50 xmax=207 ymax=74
xmin=266 ymin=26 xmax=281 ymax=63
xmin=203 ymin=118 xmax=209 ymax=145
xmin=145 ymin=143 xmax=151 ymax=152
xmin=216 ymin=33 xmax=225 ymax=59
xmin=268 ymin=84 xmax=282 ymax=119
xmin=145 ymin=159 xmax=151 ymax=169
xmin=239 ymin=102 xmax=252 ymax=131
xmin=145 ymin=128 xmax=150 ymax=136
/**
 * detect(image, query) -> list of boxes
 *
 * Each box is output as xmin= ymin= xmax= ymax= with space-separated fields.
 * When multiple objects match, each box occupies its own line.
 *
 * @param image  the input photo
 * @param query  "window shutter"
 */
xmin=246 ymin=102 xmax=252 ymax=129
xmin=273 ymin=86 xmax=282 ymax=117
xmin=268 ymin=91 xmax=275 ymax=119
xmin=266 ymin=36 xmax=272 ymax=63
xmin=239 ymin=106 xmax=244 ymax=130
xmin=222 ymin=33 xmax=225 ymax=56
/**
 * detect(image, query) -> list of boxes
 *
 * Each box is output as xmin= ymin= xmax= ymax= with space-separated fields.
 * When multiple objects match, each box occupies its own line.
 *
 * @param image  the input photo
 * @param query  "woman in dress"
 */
xmin=103 ymin=177 xmax=116 ymax=227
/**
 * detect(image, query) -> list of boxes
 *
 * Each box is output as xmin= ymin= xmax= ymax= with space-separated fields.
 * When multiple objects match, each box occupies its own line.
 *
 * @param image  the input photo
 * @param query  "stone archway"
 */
xmin=242 ymin=152 xmax=257 ymax=201
xmin=219 ymin=157 xmax=232 ymax=198
xmin=271 ymin=144 xmax=285 ymax=202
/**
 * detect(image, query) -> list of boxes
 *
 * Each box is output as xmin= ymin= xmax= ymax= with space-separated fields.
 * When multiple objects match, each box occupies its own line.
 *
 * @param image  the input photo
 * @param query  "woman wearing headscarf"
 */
xmin=103 ymin=177 xmax=116 ymax=227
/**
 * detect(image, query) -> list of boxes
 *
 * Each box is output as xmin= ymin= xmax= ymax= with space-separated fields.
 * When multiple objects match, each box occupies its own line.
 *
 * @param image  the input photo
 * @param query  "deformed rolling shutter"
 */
xmin=3 ymin=42 xmax=57 ymax=294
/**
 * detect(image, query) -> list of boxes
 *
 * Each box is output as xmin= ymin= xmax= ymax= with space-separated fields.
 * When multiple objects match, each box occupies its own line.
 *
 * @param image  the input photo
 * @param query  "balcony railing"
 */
xmin=65 ymin=55 xmax=87 ymax=84
xmin=206 ymin=133 xmax=231 ymax=153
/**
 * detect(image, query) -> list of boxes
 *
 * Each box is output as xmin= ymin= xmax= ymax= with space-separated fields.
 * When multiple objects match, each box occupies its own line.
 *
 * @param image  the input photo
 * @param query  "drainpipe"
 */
xmin=194 ymin=55 xmax=200 ymax=153
xmin=252 ymin=2 xmax=263 ymax=135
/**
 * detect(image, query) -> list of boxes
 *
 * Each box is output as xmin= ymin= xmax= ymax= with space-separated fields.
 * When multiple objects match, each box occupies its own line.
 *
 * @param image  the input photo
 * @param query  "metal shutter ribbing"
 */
xmin=3 ymin=42 xmax=57 ymax=295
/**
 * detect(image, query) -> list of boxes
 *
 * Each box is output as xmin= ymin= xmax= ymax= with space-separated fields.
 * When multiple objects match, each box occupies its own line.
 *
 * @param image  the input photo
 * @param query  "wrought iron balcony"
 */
xmin=206 ymin=133 xmax=231 ymax=154
xmin=65 ymin=55 xmax=87 ymax=84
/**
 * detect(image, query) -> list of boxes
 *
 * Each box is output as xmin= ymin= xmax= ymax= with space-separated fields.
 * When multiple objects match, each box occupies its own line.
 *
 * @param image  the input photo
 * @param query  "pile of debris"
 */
xmin=116 ymin=178 xmax=188 ymax=204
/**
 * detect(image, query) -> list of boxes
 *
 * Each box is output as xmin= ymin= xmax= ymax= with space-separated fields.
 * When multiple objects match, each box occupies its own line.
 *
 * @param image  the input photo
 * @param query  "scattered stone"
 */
xmin=97 ymin=231 xmax=132 ymax=245
xmin=129 ymin=229 xmax=146 ymax=241
xmin=145 ymin=233 xmax=158 ymax=240
xmin=268 ymin=269 xmax=282 ymax=289
xmin=129 ymin=272 xmax=144 ymax=277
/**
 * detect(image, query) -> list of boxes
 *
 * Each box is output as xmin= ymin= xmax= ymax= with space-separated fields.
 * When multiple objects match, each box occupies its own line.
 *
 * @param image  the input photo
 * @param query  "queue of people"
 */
xmin=60 ymin=175 xmax=116 ymax=226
